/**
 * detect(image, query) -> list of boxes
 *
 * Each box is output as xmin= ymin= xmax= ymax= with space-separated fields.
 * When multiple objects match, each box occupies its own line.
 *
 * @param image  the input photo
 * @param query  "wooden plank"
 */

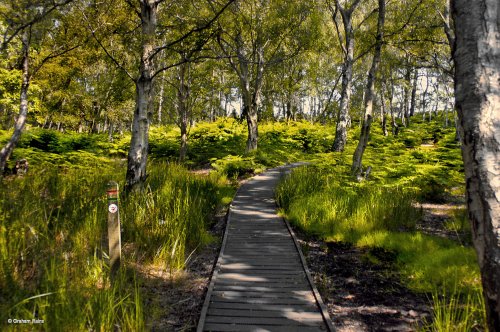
xmin=213 ymin=285 xmax=310 ymax=292
xmin=218 ymin=260 xmax=300 ymax=266
xmin=218 ymin=263 xmax=302 ymax=270
xmin=223 ymin=249 xmax=296 ymax=253
xmin=215 ymin=281 xmax=309 ymax=288
xmin=218 ymin=269 xmax=305 ymax=275
xmin=205 ymin=316 xmax=324 ymax=326
xmin=210 ymin=295 xmax=316 ymax=305
xmin=220 ymin=254 xmax=296 ymax=258
xmin=207 ymin=308 xmax=323 ymax=320
xmin=208 ymin=302 xmax=318 ymax=311
xmin=215 ymin=274 xmax=307 ymax=283
xmin=213 ymin=290 xmax=315 ymax=298
xmin=203 ymin=323 xmax=326 ymax=332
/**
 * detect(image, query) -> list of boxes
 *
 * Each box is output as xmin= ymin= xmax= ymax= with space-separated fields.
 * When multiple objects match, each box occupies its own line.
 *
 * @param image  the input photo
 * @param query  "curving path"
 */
xmin=197 ymin=164 xmax=334 ymax=332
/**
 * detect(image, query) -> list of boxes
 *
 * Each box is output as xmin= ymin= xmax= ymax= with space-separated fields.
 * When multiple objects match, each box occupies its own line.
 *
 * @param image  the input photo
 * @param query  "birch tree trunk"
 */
xmin=331 ymin=0 xmax=362 ymax=152
xmin=389 ymin=79 xmax=398 ymax=135
xmin=409 ymin=68 xmax=418 ymax=117
xmin=241 ymin=86 xmax=259 ymax=152
xmin=351 ymin=0 xmax=385 ymax=175
xmin=403 ymin=67 xmax=411 ymax=126
xmin=177 ymin=61 xmax=189 ymax=162
xmin=236 ymin=39 xmax=263 ymax=152
xmin=421 ymin=70 xmax=430 ymax=121
xmin=452 ymin=0 xmax=500 ymax=329
xmin=0 ymin=30 xmax=30 ymax=174
xmin=380 ymin=84 xmax=388 ymax=136
xmin=125 ymin=0 xmax=157 ymax=192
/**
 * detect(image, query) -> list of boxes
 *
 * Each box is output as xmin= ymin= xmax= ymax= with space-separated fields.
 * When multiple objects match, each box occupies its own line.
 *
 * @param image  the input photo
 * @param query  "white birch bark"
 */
xmin=351 ymin=0 xmax=385 ymax=175
xmin=452 ymin=0 xmax=500 ymax=329
xmin=0 ymin=30 xmax=30 ymax=174
xmin=125 ymin=0 xmax=157 ymax=192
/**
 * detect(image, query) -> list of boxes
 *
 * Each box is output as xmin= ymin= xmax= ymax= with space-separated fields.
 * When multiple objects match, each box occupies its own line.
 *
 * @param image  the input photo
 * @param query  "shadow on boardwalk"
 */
xmin=197 ymin=164 xmax=333 ymax=332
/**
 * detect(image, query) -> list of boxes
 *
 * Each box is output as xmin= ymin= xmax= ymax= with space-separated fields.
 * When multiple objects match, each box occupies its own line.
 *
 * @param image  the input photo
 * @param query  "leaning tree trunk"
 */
xmin=0 ymin=30 xmax=30 ymax=174
xmin=125 ymin=0 xmax=157 ymax=192
xmin=452 ymin=0 xmax=500 ymax=330
xmin=351 ymin=0 xmax=385 ymax=175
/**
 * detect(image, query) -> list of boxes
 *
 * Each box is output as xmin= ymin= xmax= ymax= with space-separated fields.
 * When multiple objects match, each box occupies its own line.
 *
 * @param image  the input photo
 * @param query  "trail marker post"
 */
xmin=106 ymin=181 xmax=121 ymax=278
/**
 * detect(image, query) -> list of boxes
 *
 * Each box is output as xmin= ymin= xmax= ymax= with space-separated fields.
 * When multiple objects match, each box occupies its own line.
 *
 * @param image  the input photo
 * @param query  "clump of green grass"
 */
xmin=421 ymin=286 xmax=485 ymax=332
xmin=277 ymin=165 xmax=483 ymax=329
xmin=0 ymin=161 xmax=145 ymax=330
xmin=122 ymin=162 xmax=232 ymax=269
xmin=444 ymin=208 xmax=471 ymax=245
xmin=276 ymin=166 xmax=420 ymax=240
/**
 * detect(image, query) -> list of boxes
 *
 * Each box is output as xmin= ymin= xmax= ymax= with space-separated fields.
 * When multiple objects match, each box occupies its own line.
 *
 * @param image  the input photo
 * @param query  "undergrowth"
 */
xmin=276 ymin=117 xmax=485 ymax=331
xmin=0 ymin=159 xmax=233 ymax=330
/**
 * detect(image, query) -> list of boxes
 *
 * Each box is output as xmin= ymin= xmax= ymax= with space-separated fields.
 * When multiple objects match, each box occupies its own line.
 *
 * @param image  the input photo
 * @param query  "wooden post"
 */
xmin=106 ymin=181 xmax=121 ymax=278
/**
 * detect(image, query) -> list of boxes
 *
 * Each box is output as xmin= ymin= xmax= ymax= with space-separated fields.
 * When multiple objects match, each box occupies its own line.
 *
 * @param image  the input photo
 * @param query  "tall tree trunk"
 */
xmin=229 ymin=31 xmax=263 ymax=152
xmin=331 ymin=0 xmax=362 ymax=152
xmin=380 ymin=84 xmax=388 ymax=136
xmin=0 ymin=30 xmax=30 ymax=174
xmin=241 ymin=89 xmax=259 ymax=152
xmin=177 ymin=61 xmax=189 ymax=162
xmin=351 ymin=0 xmax=385 ymax=175
xmin=389 ymin=80 xmax=398 ymax=135
xmin=403 ymin=67 xmax=411 ymax=126
xmin=125 ymin=0 xmax=157 ymax=192
xmin=332 ymin=28 xmax=354 ymax=151
xmin=409 ymin=68 xmax=418 ymax=117
xmin=108 ymin=120 xmax=113 ymax=142
xmin=157 ymin=71 xmax=165 ymax=124
xmin=452 ymin=0 xmax=500 ymax=330
xmin=421 ymin=70 xmax=430 ymax=121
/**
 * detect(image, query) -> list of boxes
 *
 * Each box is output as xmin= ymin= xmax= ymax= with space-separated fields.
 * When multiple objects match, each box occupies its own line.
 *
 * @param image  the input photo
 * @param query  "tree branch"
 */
xmin=149 ymin=0 xmax=236 ymax=61
xmin=0 ymin=0 xmax=74 ymax=52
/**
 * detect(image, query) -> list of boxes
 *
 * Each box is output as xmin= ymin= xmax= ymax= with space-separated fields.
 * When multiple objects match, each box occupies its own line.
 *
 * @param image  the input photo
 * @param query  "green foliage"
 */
xmin=0 ymin=67 xmax=21 ymax=129
xmin=275 ymin=117 xmax=483 ymax=330
xmin=277 ymin=164 xmax=480 ymax=313
xmin=211 ymin=155 xmax=262 ymax=179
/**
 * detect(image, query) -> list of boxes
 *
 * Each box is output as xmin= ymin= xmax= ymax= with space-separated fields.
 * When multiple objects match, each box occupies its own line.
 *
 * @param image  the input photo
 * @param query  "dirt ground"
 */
xmin=298 ymin=236 xmax=431 ymax=331
xmin=294 ymin=201 xmax=468 ymax=332
xmin=133 ymin=212 xmax=226 ymax=332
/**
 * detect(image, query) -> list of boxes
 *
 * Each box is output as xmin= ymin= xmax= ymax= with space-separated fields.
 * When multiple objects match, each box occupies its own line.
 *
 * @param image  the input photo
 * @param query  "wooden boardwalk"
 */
xmin=197 ymin=164 xmax=334 ymax=332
